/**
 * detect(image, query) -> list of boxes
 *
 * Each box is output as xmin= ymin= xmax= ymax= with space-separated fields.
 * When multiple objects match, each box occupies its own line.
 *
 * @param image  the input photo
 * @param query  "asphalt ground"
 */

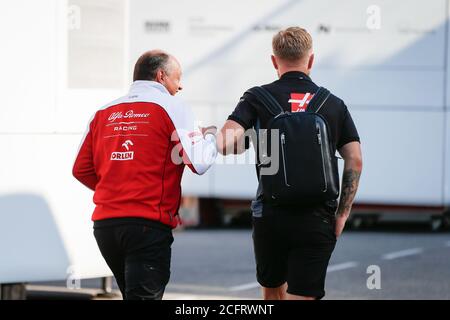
xmin=26 ymin=221 xmax=450 ymax=300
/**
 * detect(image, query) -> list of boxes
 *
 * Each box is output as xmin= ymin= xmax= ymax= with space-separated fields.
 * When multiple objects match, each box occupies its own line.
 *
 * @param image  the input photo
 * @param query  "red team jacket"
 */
xmin=73 ymin=81 xmax=217 ymax=229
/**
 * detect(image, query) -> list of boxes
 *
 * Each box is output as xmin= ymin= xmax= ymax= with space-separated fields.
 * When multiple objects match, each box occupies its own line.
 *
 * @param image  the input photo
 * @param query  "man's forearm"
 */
xmin=337 ymin=162 xmax=362 ymax=218
xmin=217 ymin=121 xmax=246 ymax=155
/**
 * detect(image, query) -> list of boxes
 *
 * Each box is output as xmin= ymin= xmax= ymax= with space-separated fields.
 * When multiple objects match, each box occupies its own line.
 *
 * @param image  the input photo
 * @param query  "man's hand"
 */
xmin=200 ymin=126 xmax=217 ymax=138
xmin=335 ymin=213 xmax=349 ymax=238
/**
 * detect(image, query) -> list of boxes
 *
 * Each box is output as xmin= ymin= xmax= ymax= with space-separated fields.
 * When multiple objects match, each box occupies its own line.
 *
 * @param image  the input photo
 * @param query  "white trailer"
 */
xmin=165 ymin=0 xmax=450 ymax=227
xmin=0 ymin=0 xmax=449 ymax=296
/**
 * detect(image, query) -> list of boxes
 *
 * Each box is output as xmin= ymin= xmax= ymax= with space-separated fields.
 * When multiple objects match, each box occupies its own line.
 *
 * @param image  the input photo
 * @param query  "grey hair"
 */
xmin=133 ymin=51 xmax=171 ymax=81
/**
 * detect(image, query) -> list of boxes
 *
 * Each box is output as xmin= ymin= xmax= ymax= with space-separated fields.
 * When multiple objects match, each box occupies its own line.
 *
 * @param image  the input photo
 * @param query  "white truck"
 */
xmin=0 ymin=0 xmax=449 ymax=298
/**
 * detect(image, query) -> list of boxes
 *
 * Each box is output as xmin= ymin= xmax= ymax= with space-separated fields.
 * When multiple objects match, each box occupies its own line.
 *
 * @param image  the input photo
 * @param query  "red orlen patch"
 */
xmin=289 ymin=93 xmax=314 ymax=112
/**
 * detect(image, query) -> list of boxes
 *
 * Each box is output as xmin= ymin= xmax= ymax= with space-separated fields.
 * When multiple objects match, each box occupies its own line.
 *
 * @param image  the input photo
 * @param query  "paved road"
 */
xmin=28 ymin=223 xmax=450 ymax=300
xmin=167 ymin=224 xmax=450 ymax=300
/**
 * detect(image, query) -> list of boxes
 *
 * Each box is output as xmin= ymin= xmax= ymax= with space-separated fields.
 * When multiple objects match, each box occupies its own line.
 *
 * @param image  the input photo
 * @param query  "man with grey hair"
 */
xmin=218 ymin=27 xmax=362 ymax=300
xmin=73 ymin=50 xmax=217 ymax=300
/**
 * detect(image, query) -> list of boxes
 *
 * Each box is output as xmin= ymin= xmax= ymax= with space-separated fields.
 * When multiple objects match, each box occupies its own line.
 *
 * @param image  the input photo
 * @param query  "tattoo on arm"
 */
xmin=337 ymin=169 xmax=361 ymax=217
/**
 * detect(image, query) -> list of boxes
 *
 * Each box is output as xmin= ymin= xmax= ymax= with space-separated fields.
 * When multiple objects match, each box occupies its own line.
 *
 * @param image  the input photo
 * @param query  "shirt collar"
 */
xmin=129 ymin=81 xmax=170 ymax=95
xmin=280 ymin=71 xmax=312 ymax=82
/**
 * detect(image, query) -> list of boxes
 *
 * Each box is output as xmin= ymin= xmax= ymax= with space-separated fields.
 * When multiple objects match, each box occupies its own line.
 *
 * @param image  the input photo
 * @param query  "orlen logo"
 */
xmin=111 ymin=152 xmax=134 ymax=161
xmin=122 ymin=140 xmax=133 ymax=151
xmin=111 ymin=140 xmax=134 ymax=161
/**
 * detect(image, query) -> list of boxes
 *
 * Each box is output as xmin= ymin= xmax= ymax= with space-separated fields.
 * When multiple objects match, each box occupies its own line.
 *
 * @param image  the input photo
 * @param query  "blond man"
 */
xmin=218 ymin=27 xmax=362 ymax=300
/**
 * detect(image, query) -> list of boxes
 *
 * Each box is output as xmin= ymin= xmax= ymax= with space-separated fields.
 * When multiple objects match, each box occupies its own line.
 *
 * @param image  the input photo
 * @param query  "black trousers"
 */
xmin=93 ymin=221 xmax=174 ymax=300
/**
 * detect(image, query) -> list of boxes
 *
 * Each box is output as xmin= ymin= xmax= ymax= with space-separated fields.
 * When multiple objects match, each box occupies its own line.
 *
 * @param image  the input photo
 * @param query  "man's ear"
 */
xmin=307 ymin=53 xmax=315 ymax=71
xmin=156 ymin=69 xmax=165 ymax=83
xmin=271 ymin=55 xmax=279 ymax=70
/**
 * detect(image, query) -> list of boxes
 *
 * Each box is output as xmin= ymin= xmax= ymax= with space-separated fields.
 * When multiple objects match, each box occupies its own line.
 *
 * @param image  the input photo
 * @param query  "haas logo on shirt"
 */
xmin=289 ymin=93 xmax=314 ymax=112
xmin=111 ymin=140 xmax=134 ymax=161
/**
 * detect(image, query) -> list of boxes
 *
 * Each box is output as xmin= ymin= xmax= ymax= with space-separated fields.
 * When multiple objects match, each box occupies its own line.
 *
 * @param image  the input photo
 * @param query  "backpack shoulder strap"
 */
xmin=307 ymin=87 xmax=331 ymax=114
xmin=245 ymin=86 xmax=285 ymax=116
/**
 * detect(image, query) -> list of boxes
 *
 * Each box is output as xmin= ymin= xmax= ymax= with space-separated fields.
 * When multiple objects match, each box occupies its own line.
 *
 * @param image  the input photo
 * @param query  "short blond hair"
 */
xmin=272 ymin=27 xmax=313 ymax=62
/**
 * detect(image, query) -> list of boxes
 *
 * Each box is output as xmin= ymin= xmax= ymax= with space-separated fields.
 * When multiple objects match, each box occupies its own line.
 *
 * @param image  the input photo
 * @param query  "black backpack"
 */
xmin=246 ymin=86 xmax=340 ymax=205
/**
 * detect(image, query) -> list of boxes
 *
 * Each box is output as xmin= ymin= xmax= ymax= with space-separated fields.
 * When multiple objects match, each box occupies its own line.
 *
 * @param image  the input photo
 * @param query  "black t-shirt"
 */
xmin=227 ymin=71 xmax=361 ymax=217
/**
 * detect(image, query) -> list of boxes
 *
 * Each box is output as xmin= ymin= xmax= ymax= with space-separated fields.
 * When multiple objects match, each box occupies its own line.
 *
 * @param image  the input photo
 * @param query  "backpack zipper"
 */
xmin=316 ymin=123 xmax=328 ymax=193
xmin=280 ymin=133 xmax=291 ymax=187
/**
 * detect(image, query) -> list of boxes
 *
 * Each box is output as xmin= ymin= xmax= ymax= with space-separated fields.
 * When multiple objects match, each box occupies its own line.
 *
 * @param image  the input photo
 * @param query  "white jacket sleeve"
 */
xmin=166 ymin=97 xmax=218 ymax=175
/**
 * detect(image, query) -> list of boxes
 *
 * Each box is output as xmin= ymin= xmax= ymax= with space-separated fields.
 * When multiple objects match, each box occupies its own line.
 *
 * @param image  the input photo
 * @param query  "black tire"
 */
xmin=442 ymin=211 xmax=450 ymax=231
xmin=430 ymin=215 xmax=443 ymax=232
xmin=364 ymin=214 xmax=379 ymax=228
xmin=350 ymin=215 xmax=364 ymax=230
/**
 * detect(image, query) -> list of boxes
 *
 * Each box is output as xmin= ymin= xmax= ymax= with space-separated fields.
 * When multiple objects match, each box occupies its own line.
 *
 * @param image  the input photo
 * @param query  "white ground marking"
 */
xmin=382 ymin=248 xmax=423 ymax=260
xmin=326 ymin=261 xmax=359 ymax=272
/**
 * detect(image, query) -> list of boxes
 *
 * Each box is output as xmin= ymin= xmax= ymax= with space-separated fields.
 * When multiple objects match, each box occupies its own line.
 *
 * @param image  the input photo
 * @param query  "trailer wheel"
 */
xmin=350 ymin=215 xmax=364 ymax=230
xmin=443 ymin=211 xmax=450 ymax=231
xmin=430 ymin=215 xmax=443 ymax=232
xmin=364 ymin=214 xmax=379 ymax=228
